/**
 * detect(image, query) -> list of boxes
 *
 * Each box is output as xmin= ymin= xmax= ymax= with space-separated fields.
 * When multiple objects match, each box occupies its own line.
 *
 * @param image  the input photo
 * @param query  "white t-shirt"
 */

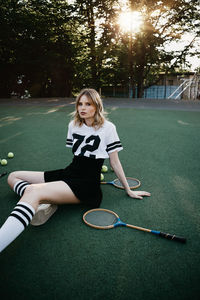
xmin=66 ymin=120 xmax=123 ymax=159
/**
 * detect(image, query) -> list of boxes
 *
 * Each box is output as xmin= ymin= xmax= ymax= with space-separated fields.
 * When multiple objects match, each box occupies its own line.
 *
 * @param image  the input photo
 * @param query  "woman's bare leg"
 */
xmin=0 ymin=180 xmax=80 ymax=252
xmin=7 ymin=172 xmax=78 ymax=226
xmin=20 ymin=181 xmax=80 ymax=211
xmin=7 ymin=171 xmax=45 ymax=189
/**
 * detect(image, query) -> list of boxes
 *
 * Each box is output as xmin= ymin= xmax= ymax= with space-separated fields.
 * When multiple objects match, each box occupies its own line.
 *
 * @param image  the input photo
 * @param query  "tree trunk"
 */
xmin=87 ymin=4 xmax=98 ymax=89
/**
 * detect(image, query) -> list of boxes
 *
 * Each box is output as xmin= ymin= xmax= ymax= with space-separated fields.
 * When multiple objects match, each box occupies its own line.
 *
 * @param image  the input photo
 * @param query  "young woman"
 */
xmin=0 ymin=88 xmax=150 ymax=252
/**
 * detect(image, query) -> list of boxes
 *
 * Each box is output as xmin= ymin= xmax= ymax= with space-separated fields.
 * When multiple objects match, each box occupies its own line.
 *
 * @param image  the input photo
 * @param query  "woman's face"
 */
xmin=77 ymin=95 xmax=96 ymax=124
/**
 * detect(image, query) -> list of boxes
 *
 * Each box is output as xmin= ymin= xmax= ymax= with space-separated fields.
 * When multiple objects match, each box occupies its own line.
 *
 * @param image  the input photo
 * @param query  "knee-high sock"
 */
xmin=13 ymin=181 xmax=52 ymax=226
xmin=0 ymin=201 xmax=35 ymax=253
xmin=13 ymin=180 xmax=30 ymax=197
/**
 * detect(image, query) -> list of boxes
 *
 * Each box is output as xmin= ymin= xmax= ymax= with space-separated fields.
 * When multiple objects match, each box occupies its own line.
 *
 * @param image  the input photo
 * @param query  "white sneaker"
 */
xmin=31 ymin=204 xmax=58 ymax=226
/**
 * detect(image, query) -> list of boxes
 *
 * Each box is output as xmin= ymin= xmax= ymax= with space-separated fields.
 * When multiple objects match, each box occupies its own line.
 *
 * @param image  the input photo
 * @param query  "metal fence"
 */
xmin=101 ymin=85 xmax=181 ymax=99
xmin=143 ymin=85 xmax=180 ymax=99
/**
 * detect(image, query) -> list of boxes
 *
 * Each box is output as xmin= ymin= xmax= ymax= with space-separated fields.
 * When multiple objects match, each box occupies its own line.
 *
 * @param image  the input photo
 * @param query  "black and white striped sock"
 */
xmin=0 ymin=201 xmax=35 ymax=252
xmin=13 ymin=180 xmax=30 ymax=197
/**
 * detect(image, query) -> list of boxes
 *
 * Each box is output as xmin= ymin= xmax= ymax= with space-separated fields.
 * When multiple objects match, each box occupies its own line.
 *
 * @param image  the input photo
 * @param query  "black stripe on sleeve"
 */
xmin=66 ymin=138 xmax=73 ymax=146
xmin=106 ymin=141 xmax=122 ymax=152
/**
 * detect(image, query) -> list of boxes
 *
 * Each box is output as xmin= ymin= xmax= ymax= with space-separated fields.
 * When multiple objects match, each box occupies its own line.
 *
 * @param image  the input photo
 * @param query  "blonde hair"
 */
xmin=72 ymin=88 xmax=106 ymax=128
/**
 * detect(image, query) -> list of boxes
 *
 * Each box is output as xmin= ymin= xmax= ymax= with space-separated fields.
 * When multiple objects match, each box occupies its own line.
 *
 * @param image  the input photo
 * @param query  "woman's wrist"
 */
xmin=126 ymin=188 xmax=132 ymax=195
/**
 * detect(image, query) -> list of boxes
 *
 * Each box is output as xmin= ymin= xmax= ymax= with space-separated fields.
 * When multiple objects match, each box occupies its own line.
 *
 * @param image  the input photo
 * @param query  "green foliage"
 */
xmin=0 ymin=0 xmax=199 ymax=97
xmin=115 ymin=0 xmax=200 ymax=97
xmin=0 ymin=0 xmax=77 ymax=97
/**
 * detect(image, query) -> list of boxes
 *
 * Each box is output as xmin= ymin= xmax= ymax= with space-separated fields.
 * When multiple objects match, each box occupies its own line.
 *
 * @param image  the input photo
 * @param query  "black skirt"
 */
xmin=44 ymin=156 xmax=104 ymax=207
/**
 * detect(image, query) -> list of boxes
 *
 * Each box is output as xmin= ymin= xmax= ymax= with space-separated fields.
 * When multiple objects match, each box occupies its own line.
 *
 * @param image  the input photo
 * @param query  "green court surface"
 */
xmin=0 ymin=100 xmax=200 ymax=300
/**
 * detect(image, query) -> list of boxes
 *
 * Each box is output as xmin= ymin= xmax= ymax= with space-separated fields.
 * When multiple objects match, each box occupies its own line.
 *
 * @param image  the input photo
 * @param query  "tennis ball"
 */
xmin=8 ymin=152 xmax=14 ymax=158
xmin=1 ymin=159 xmax=7 ymax=166
xmin=101 ymin=165 xmax=108 ymax=173
xmin=100 ymin=173 xmax=104 ymax=181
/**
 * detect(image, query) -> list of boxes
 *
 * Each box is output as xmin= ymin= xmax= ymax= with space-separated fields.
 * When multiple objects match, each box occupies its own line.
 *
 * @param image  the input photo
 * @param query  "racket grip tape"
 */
xmin=159 ymin=231 xmax=186 ymax=243
xmin=0 ymin=172 xmax=7 ymax=178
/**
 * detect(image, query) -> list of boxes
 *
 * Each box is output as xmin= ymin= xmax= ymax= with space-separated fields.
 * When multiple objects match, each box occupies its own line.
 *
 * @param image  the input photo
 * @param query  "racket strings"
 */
xmin=84 ymin=210 xmax=118 ymax=227
xmin=114 ymin=178 xmax=140 ymax=188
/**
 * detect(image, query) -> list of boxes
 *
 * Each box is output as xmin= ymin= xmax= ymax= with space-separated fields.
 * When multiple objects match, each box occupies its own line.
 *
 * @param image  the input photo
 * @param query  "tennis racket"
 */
xmin=0 ymin=172 xmax=7 ymax=178
xmin=83 ymin=208 xmax=186 ymax=243
xmin=101 ymin=177 xmax=140 ymax=189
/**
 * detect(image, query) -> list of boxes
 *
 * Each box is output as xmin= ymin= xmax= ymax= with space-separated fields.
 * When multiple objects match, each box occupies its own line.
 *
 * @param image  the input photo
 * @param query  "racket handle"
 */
xmin=0 ymin=172 xmax=7 ymax=178
xmin=159 ymin=231 xmax=186 ymax=243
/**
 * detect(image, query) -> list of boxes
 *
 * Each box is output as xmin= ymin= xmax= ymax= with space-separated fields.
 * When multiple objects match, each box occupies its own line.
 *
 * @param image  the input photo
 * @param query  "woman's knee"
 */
xmin=7 ymin=171 xmax=19 ymax=187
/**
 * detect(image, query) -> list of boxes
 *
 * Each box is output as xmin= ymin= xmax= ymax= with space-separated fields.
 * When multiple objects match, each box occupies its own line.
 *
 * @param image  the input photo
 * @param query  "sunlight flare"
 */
xmin=118 ymin=11 xmax=143 ymax=33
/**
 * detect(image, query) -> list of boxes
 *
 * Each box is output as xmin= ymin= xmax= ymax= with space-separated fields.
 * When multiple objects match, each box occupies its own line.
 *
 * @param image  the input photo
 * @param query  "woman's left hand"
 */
xmin=126 ymin=190 xmax=151 ymax=200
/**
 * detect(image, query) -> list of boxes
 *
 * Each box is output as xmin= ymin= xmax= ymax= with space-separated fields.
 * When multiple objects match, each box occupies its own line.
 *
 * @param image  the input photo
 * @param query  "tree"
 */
xmin=115 ymin=0 xmax=200 ymax=98
xmin=0 ymin=0 xmax=199 ymax=98
xmin=0 ymin=0 xmax=77 ymax=97
xmin=72 ymin=0 xmax=120 ymax=91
